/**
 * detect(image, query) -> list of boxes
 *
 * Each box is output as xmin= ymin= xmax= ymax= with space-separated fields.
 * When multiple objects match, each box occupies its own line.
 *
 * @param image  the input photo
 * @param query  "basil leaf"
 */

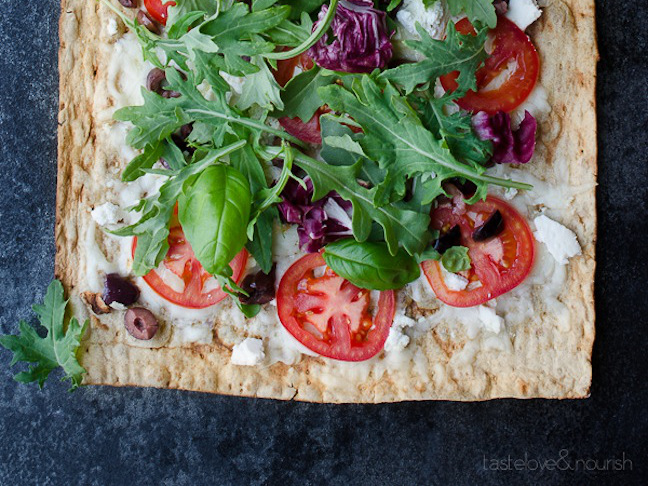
xmin=441 ymin=246 xmax=472 ymax=273
xmin=178 ymin=165 xmax=252 ymax=277
xmin=323 ymin=239 xmax=420 ymax=291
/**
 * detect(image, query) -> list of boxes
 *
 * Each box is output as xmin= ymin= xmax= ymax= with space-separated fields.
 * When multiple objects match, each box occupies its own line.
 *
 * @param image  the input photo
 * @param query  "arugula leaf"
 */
xmin=247 ymin=144 xmax=295 ymax=236
xmin=380 ymin=22 xmax=489 ymax=94
xmin=319 ymin=76 xmax=530 ymax=207
xmin=0 ymin=281 xmax=88 ymax=391
xmin=323 ymin=239 xmax=421 ymax=290
xmin=166 ymin=0 xmax=219 ymax=29
xmin=446 ymin=0 xmax=497 ymax=29
xmin=441 ymin=246 xmax=472 ymax=273
xmin=319 ymin=115 xmax=386 ymax=187
xmin=115 ymin=69 xmax=306 ymax=150
xmin=178 ymin=165 xmax=252 ymax=276
xmin=122 ymin=141 xmax=166 ymax=182
xmin=266 ymin=11 xmax=313 ymax=46
xmin=263 ymin=0 xmax=340 ymax=61
xmin=276 ymin=67 xmax=337 ymax=122
xmin=124 ymin=0 xmax=293 ymax=88
xmin=418 ymin=94 xmax=493 ymax=166
xmin=237 ymin=56 xmax=284 ymax=111
xmin=263 ymin=146 xmax=432 ymax=256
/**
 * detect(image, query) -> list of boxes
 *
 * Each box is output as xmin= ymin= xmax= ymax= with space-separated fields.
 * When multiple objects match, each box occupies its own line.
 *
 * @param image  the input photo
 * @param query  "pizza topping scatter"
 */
xmin=2 ymin=0 xmax=592 ymax=381
xmin=100 ymin=0 xmax=543 ymax=340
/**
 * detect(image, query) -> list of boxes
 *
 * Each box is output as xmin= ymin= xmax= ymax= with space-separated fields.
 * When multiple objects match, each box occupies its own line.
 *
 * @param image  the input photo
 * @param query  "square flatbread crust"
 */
xmin=55 ymin=0 xmax=597 ymax=403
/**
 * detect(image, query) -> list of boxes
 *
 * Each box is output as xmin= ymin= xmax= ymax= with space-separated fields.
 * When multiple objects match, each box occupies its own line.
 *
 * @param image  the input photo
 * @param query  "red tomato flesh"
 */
xmin=277 ymin=253 xmax=395 ymax=361
xmin=421 ymin=195 xmax=535 ymax=307
xmin=440 ymin=16 xmax=540 ymax=114
xmin=133 ymin=211 xmax=248 ymax=309
xmin=144 ymin=0 xmax=176 ymax=25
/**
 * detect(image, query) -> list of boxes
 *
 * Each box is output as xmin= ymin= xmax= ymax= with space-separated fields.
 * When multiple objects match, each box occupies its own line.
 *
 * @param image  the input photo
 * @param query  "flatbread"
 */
xmin=55 ymin=0 xmax=597 ymax=403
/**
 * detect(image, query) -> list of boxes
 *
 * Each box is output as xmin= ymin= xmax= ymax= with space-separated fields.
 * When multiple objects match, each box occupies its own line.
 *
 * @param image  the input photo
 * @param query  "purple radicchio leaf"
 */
xmin=278 ymin=177 xmax=353 ymax=253
xmin=308 ymin=0 xmax=393 ymax=74
xmin=472 ymin=110 xmax=537 ymax=164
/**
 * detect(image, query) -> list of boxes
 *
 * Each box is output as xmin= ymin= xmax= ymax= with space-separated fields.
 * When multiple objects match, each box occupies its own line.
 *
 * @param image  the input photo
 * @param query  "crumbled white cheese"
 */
xmin=384 ymin=328 xmax=410 ymax=353
xmin=231 ymin=338 xmax=266 ymax=366
xmin=503 ymin=188 xmax=519 ymax=200
xmin=478 ymin=306 xmax=504 ymax=334
xmin=119 ymin=171 xmax=167 ymax=208
xmin=384 ymin=314 xmax=417 ymax=353
xmin=91 ymin=202 xmax=129 ymax=228
xmin=533 ymin=215 xmax=582 ymax=265
xmin=441 ymin=266 xmax=469 ymax=291
xmin=396 ymin=0 xmax=449 ymax=41
xmin=506 ymin=0 xmax=542 ymax=31
xmin=106 ymin=18 xmax=119 ymax=37
xmin=109 ymin=302 xmax=127 ymax=311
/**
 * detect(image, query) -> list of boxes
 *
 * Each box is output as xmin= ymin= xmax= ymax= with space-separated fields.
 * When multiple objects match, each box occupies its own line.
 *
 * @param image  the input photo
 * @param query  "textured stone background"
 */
xmin=0 ymin=1 xmax=646 ymax=485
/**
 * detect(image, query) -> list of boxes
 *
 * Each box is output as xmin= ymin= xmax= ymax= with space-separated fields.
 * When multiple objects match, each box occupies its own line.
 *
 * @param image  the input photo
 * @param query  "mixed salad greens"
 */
xmin=105 ymin=0 xmax=531 ymax=316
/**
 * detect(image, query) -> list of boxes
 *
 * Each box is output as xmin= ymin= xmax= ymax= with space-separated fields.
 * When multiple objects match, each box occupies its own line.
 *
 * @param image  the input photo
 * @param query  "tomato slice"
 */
xmin=144 ymin=0 xmax=176 ymax=25
xmin=440 ymin=16 xmax=540 ymax=114
xmin=277 ymin=253 xmax=395 ymax=361
xmin=421 ymin=194 xmax=534 ymax=307
xmin=133 ymin=212 xmax=248 ymax=309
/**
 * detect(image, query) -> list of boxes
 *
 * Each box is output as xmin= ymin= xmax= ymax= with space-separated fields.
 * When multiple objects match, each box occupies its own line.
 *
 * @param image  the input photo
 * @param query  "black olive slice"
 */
xmin=472 ymin=210 xmax=505 ymax=242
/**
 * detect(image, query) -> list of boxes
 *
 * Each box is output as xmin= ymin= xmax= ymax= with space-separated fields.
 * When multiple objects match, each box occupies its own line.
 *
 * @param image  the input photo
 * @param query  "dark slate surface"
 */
xmin=0 ymin=1 xmax=646 ymax=484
